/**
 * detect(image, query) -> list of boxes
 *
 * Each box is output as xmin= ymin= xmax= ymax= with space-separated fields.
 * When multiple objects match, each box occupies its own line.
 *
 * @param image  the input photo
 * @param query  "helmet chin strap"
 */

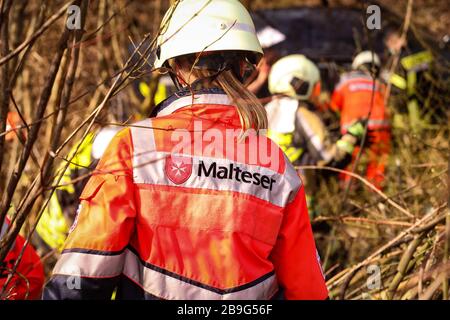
xmin=168 ymin=62 xmax=229 ymax=91
xmin=165 ymin=53 xmax=253 ymax=92
xmin=189 ymin=64 xmax=229 ymax=90
xmin=168 ymin=71 xmax=183 ymax=91
xmin=164 ymin=62 xmax=186 ymax=91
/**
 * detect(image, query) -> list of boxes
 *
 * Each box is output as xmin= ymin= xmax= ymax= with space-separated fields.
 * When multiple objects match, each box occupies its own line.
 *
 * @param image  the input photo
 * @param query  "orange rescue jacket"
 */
xmin=43 ymin=89 xmax=328 ymax=300
xmin=331 ymin=71 xmax=390 ymax=133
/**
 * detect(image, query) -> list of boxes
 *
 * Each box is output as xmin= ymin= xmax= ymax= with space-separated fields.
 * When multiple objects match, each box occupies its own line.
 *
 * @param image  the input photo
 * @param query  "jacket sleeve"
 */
xmin=43 ymin=129 xmax=137 ymax=300
xmin=293 ymin=107 xmax=335 ymax=166
xmin=330 ymin=86 xmax=344 ymax=114
xmin=270 ymin=184 xmax=328 ymax=300
xmin=1 ymin=219 xmax=45 ymax=300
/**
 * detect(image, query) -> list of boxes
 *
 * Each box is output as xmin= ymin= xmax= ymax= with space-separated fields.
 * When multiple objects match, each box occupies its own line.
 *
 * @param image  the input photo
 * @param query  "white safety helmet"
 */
xmin=268 ymin=54 xmax=320 ymax=101
xmin=153 ymin=0 xmax=263 ymax=70
xmin=352 ymin=51 xmax=381 ymax=70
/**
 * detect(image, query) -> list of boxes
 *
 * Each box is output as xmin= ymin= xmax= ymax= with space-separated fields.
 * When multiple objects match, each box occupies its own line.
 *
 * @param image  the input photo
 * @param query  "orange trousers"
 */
xmin=342 ymin=129 xmax=391 ymax=190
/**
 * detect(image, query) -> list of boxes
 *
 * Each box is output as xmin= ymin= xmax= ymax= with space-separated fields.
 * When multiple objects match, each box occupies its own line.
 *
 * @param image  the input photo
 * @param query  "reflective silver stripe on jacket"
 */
xmin=130 ymin=104 xmax=301 ymax=208
xmin=53 ymin=251 xmax=126 ymax=278
xmin=52 ymin=250 xmax=279 ymax=300
xmin=123 ymin=249 xmax=278 ymax=300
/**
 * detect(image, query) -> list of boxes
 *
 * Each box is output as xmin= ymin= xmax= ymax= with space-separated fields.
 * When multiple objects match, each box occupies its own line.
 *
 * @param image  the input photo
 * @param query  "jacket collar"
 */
xmin=152 ymin=88 xmax=232 ymax=117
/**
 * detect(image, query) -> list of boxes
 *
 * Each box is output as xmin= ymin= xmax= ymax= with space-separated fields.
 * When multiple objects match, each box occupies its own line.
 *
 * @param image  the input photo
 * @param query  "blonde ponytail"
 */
xmin=215 ymin=70 xmax=267 ymax=132
xmin=174 ymin=56 xmax=268 ymax=132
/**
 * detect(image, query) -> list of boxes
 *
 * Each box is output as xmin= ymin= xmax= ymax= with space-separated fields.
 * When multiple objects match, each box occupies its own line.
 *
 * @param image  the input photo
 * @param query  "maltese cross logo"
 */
xmin=165 ymin=155 xmax=193 ymax=185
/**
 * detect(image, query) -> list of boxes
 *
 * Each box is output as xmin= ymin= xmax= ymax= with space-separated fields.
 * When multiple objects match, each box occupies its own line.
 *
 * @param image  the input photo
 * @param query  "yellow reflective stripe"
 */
xmin=336 ymin=139 xmax=354 ymax=154
xmin=407 ymin=99 xmax=421 ymax=130
xmin=407 ymin=71 xmax=417 ymax=96
xmin=139 ymin=82 xmax=150 ymax=98
xmin=284 ymin=147 xmax=303 ymax=163
xmin=390 ymin=73 xmax=407 ymax=90
xmin=139 ymin=81 xmax=168 ymax=105
xmin=400 ymin=51 xmax=433 ymax=71
xmin=268 ymin=130 xmax=302 ymax=163
xmin=267 ymin=131 xmax=291 ymax=150
xmin=343 ymin=119 xmax=390 ymax=130
xmin=56 ymin=133 xmax=95 ymax=193
xmin=37 ymin=133 xmax=95 ymax=250
xmin=268 ymin=130 xmax=293 ymax=146
xmin=70 ymin=133 xmax=95 ymax=168
xmin=111 ymin=288 xmax=117 ymax=300
xmin=36 ymin=193 xmax=69 ymax=251
xmin=154 ymin=83 xmax=167 ymax=105
xmin=57 ymin=163 xmax=75 ymax=194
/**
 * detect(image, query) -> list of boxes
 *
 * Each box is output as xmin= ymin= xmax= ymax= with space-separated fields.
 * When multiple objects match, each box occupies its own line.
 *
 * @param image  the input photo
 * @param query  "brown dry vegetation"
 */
xmin=0 ymin=0 xmax=448 ymax=300
xmin=244 ymin=0 xmax=450 ymax=39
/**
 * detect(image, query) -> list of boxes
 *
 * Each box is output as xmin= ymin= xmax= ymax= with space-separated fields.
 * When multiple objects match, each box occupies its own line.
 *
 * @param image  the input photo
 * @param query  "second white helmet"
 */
xmin=268 ymin=54 xmax=320 ymax=100
xmin=352 ymin=51 xmax=381 ymax=70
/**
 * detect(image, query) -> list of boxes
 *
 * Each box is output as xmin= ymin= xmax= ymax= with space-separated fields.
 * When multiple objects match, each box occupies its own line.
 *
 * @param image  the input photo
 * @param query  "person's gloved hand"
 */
xmin=346 ymin=119 xmax=366 ymax=142
xmin=336 ymin=119 xmax=367 ymax=155
xmin=336 ymin=134 xmax=357 ymax=155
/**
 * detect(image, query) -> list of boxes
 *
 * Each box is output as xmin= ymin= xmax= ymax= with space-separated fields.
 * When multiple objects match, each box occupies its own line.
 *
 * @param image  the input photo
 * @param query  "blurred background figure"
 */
xmin=35 ymin=101 xmax=136 ymax=266
xmin=246 ymin=25 xmax=284 ymax=101
xmin=329 ymin=51 xmax=390 ymax=190
xmin=5 ymin=112 xmax=26 ymax=142
xmin=246 ymin=48 xmax=280 ymax=101
xmin=267 ymin=54 xmax=364 ymax=168
xmin=265 ymin=54 xmax=365 ymax=216
xmin=383 ymin=26 xmax=434 ymax=131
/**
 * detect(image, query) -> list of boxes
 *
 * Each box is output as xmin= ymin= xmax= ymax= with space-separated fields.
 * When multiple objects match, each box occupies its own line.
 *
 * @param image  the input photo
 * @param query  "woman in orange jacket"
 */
xmin=43 ymin=0 xmax=328 ymax=300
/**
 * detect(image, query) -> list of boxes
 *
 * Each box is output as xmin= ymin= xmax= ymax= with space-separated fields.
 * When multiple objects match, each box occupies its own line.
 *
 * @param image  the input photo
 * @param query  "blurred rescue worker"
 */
xmin=266 ymin=55 xmax=364 ymax=217
xmin=246 ymin=48 xmax=280 ymax=101
xmin=246 ymin=25 xmax=284 ymax=100
xmin=44 ymin=0 xmax=328 ymax=300
xmin=1 ymin=218 xmax=45 ymax=300
xmin=383 ymin=27 xmax=434 ymax=129
xmin=266 ymin=54 xmax=365 ymax=169
xmin=5 ymin=112 xmax=25 ymax=142
xmin=330 ymin=51 xmax=390 ymax=189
